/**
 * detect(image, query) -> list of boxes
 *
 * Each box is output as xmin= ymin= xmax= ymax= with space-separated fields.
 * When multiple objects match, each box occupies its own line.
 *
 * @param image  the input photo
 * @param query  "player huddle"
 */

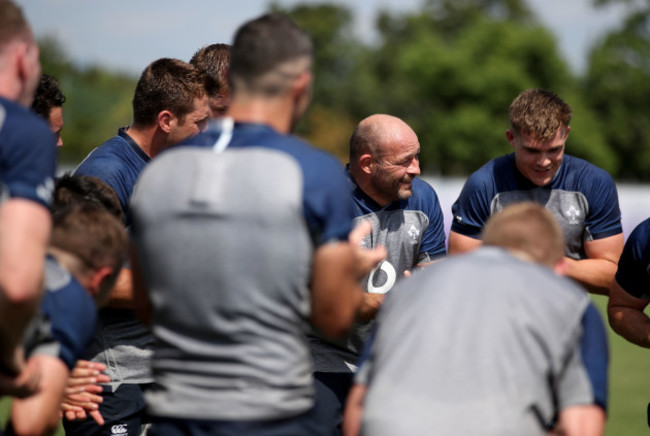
xmin=0 ymin=1 xmax=647 ymax=436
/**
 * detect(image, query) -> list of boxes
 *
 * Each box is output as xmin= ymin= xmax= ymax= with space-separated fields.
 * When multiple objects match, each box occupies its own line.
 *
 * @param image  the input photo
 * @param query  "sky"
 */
xmin=16 ymin=0 xmax=629 ymax=77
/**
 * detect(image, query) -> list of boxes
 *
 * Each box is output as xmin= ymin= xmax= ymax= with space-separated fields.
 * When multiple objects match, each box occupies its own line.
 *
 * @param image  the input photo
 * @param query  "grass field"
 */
xmin=0 ymin=295 xmax=648 ymax=435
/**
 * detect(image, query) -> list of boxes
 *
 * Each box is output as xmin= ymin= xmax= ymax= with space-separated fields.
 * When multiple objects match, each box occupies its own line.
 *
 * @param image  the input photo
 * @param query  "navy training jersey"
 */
xmin=615 ymin=218 xmax=650 ymax=300
xmin=24 ymin=256 xmax=97 ymax=369
xmin=75 ymin=128 xmax=150 ymax=225
xmin=451 ymin=153 xmax=622 ymax=260
xmin=131 ymin=120 xmax=356 ymax=420
xmin=350 ymin=172 xmax=446 ymax=294
xmin=0 ymin=97 xmax=56 ymax=208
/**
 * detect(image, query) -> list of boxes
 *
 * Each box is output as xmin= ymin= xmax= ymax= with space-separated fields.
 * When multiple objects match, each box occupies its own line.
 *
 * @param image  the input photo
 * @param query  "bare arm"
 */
xmin=343 ymin=383 xmax=367 ymax=436
xmin=0 ymin=199 xmax=50 ymax=376
xmin=552 ymin=405 xmax=605 ymax=436
xmin=565 ymin=234 xmax=624 ymax=295
xmin=447 ymin=230 xmax=482 ymax=255
xmin=607 ymin=280 xmax=650 ymax=347
xmin=311 ymin=222 xmax=386 ymax=339
xmin=10 ymin=355 xmax=68 ymax=436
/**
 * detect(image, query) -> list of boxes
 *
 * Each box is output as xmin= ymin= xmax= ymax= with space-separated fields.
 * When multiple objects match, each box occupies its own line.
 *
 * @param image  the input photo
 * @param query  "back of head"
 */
xmin=53 ymin=173 xmax=124 ymax=222
xmin=50 ymin=204 xmax=127 ymax=282
xmin=0 ymin=0 xmax=31 ymax=49
xmin=509 ymin=89 xmax=572 ymax=142
xmin=31 ymin=73 xmax=66 ymax=119
xmin=482 ymin=202 xmax=564 ymax=268
xmin=190 ymin=43 xmax=230 ymax=96
xmin=132 ymin=58 xmax=208 ymax=126
xmin=230 ymin=13 xmax=312 ymax=97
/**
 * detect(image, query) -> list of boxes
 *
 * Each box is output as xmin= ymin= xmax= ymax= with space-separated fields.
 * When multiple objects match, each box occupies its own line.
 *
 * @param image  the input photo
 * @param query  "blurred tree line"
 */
xmin=45 ymin=0 xmax=650 ymax=181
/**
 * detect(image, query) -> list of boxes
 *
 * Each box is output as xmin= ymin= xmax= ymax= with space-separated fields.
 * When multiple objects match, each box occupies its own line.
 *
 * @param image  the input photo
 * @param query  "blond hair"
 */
xmin=509 ymin=89 xmax=572 ymax=142
xmin=482 ymin=202 xmax=564 ymax=268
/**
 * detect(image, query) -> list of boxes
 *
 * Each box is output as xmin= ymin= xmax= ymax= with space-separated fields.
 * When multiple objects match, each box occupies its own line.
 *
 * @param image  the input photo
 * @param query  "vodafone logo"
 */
xmin=111 ymin=424 xmax=128 ymax=435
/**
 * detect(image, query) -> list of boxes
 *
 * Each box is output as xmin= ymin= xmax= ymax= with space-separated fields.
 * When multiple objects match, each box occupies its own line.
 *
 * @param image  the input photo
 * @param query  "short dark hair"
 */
xmin=0 ymin=0 xmax=31 ymax=47
xmin=31 ymin=74 xmax=66 ymax=119
xmin=53 ymin=173 xmax=124 ymax=222
xmin=509 ymin=89 xmax=572 ymax=142
xmin=132 ymin=58 xmax=208 ymax=126
xmin=190 ymin=43 xmax=230 ymax=97
xmin=50 ymin=204 xmax=127 ymax=276
xmin=230 ymin=13 xmax=312 ymax=96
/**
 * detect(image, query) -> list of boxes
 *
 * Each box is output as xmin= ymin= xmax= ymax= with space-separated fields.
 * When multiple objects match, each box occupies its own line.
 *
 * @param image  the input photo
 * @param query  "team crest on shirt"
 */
xmin=407 ymin=224 xmax=420 ymax=243
xmin=564 ymin=205 xmax=581 ymax=225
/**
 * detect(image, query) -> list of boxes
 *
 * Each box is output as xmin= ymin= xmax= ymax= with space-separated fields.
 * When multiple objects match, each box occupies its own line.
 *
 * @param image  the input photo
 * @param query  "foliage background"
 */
xmin=45 ymin=0 xmax=650 ymax=182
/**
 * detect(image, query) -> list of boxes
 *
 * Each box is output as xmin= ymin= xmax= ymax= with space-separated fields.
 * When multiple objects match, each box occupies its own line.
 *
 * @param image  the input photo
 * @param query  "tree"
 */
xmin=585 ymin=4 xmax=650 ymax=180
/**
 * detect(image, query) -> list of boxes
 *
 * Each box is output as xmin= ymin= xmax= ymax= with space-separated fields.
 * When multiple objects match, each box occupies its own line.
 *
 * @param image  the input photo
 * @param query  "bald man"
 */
xmin=309 ymin=114 xmax=447 ymax=435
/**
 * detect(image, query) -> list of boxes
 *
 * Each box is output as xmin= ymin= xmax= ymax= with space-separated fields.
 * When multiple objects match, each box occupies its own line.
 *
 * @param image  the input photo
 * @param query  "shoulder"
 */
xmin=407 ymin=178 xmax=442 ymax=212
xmin=563 ymin=155 xmax=616 ymax=186
xmin=463 ymin=155 xmax=512 ymax=191
xmin=0 ymin=97 xmax=54 ymax=145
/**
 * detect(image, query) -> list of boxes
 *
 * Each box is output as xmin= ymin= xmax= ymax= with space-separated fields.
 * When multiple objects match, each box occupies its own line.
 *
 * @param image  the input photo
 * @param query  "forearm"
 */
xmin=311 ymin=242 xmax=364 ymax=339
xmin=553 ymin=405 xmax=605 ymax=436
xmin=608 ymin=306 xmax=650 ymax=347
xmin=0 ymin=200 xmax=50 ymax=371
xmin=11 ymin=355 xmax=69 ymax=436
xmin=343 ymin=384 xmax=367 ymax=436
xmin=565 ymin=257 xmax=617 ymax=295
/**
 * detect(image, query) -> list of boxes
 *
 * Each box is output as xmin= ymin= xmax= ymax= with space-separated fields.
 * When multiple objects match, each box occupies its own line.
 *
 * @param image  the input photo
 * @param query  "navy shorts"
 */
xmin=63 ymin=383 xmax=151 ymax=436
xmin=312 ymin=372 xmax=354 ymax=436
xmin=147 ymin=398 xmax=331 ymax=436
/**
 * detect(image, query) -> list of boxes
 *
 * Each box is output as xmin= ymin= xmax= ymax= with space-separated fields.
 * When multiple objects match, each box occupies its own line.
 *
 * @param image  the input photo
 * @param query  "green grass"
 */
xmin=1 ymin=296 xmax=648 ymax=435
xmin=591 ymin=294 xmax=650 ymax=436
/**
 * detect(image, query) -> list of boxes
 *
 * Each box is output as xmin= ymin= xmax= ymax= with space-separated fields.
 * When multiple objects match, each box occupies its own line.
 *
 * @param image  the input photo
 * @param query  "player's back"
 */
xmin=361 ymin=247 xmax=593 ymax=436
xmin=131 ymin=143 xmax=314 ymax=421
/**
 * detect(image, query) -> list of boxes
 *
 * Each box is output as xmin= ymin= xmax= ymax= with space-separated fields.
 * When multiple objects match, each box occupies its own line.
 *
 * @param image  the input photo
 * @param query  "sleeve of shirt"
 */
xmin=416 ymin=180 xmax=446 ymax=261
xmin=450 ymin=170 xmax=494 ymax=238
xmin=353 ymin=327 xmax=377 ymax=386
xmin=1 ymin=110 xmax=56 ymax=208
xmin=40 ymin=284 xmax=98 ymax=370
xmin=556 ymin=303 xmax=609 ymax=412
xmin=75 ymin=156 xmax=131 ymax=215
xmin=615 ymin=219 xmax=650 ymax=299
xmin=300 ymin=150 xmax=355 ymax=246
xmin=583 ymin=167 xmax=622 ymax=240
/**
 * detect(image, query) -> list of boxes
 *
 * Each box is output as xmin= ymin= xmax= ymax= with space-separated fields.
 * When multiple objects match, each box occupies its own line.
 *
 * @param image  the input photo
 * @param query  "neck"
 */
xmin=350 ymin=169 xmax=390 ymax=207
xmin=226 ymin=94 xmax=295 ymax=135
xmin=125 ymin=125 xmax=158 ymax=157
xmin=47 ymin=247 xmax=92 ymax=290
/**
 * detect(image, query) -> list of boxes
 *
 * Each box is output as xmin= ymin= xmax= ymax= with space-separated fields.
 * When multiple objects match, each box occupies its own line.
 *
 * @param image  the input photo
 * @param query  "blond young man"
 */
xmin=449 ymin=89 xmax=623 ymax=295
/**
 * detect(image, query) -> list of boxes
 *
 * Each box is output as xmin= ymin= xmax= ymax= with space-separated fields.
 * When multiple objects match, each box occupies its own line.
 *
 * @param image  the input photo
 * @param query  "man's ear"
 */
xmin=157 ymin=110 xmax=174 ymax=134
xmin=292 ymin=70 xmax=312 ymax=99
xmin=359 ymin=154 xmax=373 ymax=175
xmin=88 ymin=266 xmax=115 ymax=304
xmin=505 ymin=129 xmax=516 ymax=149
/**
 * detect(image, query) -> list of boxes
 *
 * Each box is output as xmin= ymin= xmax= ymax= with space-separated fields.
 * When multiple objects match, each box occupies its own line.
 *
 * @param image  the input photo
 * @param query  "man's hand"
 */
xmin=0 ymin=354 xmax=40 ymax=398
xmin=349 ymin=220 xmax=387 ymax=280
xmin=60 ymin=360 xmax=109 ymax=425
